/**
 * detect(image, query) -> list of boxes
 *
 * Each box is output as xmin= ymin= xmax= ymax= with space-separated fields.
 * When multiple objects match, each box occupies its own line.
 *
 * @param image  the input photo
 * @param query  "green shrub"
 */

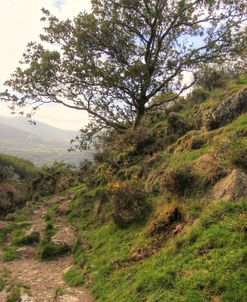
xmin=191 ymin=138 xmax=204 ymax=150
xmin=110 ymin=179 xmax=150 ymax=227
xmin=7 ymin=287 xmax=21 ymax=302
xmin=163 ymin=164 xmax=195 ymax=196
xmin=30 ymin=161 xmax=79 ymax=199
xmin=55 ymin=287 xmax=64 ymax=298
xmin=0 ymin=225 xmax=14 ymax=244
xmin=147 ymin=204 xmax=182 ymax=237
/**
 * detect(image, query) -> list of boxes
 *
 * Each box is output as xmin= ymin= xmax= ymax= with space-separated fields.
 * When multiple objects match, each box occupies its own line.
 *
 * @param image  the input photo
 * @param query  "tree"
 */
xmin=1 ymin=0 xmax=247 ymax=148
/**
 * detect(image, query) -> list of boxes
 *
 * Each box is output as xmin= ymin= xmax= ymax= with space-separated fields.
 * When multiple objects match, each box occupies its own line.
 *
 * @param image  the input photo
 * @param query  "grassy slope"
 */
xmin=63 ymin=76 xmax=247 ymax=302
xmin=66 ymin=193 xmax=247 ymax=301
xmin=2 ymin=76 xmax=247 ymax=301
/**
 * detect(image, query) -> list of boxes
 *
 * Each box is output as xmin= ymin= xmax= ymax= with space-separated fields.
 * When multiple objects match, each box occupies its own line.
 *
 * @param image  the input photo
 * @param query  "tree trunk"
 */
xmin=133 ymin=108 xmax=145 ymax=128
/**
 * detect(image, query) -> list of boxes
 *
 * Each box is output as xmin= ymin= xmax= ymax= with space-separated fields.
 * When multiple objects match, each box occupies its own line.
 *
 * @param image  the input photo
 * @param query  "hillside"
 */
xmin=0 ymin=153 xmax=38 ymax=215
xmin=0 ymin=116 xmax=77 ymax=140
xmin=0 ymin=74 xmax=247 ymax=301
xmin=0 ymin=116 xmax=92 ymax=166
xmin=0 ymin=123 xmax=66 ymax=147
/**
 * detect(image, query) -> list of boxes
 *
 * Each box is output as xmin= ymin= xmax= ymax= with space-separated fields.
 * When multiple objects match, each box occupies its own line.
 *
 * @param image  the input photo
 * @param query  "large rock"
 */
xmin=164 ymin=112 xmax=194 ymax=145
xmin=205 ymin=88 xmax=247 ymax=130
xmin=167 ymin=112 xmax=193 ymax=136
xmin=20 ymin=295 xmax=34 ymax=302
xmin=207 ymin=169 xmax=247 ymax=201
xmin=16 ymin=246 xmax=36 ymax=258
xmin=195 ymin=154 xmax=226 ymax=184
xmin=51 ymin=225 xmax=75 ymax=247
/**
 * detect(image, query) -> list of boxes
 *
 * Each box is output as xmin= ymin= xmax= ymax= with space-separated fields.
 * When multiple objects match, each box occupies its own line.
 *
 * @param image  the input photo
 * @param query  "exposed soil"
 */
xmin=0 ymin=194 xmax=95 ymax=302
xmin=113 ymin=221 xmax=184 ymax=269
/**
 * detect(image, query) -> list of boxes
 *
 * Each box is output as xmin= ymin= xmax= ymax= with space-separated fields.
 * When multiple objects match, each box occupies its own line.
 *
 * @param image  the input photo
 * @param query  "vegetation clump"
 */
xmin=0 ymin=277 xmax=5 ymax=292
xmin=63 ymin=267 xmax=84 ymax=287
xmin=7 ymin=284 xmax=31 ymax=302
xmin=163 ymin=164 xmax=195 ymax=196
xmin=228 ymin=141 xmax=247 ymax=172
xmin=13 ymin=231 xmax=40 ymax=246
xmin=147 ymin=204 xmax=182 ymax=237
xmin=110 ymin=178 xmax=150 ymax=227
xmin=37 ymin=242 xmax=70 ymax=260
xmin=30 ymin=161 xmax=79 ymax=199
xmin=2 ymin=247 xmax=19 ymax=262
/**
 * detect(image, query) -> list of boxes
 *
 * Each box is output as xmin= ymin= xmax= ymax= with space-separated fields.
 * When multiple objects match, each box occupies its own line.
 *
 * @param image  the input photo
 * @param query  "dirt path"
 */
xmin=0 ymin=194 xmax=95 ymax=302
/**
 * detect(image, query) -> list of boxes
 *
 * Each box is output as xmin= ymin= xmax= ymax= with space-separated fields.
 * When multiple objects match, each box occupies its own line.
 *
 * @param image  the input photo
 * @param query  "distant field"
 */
xmin=0 ymin=146 xmax=92 ymax=166
xmin=0 ymin=116 xmax=92 ymax=166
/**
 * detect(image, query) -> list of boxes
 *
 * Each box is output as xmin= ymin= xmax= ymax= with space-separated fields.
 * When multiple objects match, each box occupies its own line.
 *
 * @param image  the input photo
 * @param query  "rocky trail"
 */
xmin=0 ymin=194 xmax=95 ymax=302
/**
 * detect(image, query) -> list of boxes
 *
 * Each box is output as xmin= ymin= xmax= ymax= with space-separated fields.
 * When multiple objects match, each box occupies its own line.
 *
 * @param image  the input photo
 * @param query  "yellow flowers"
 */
xmin=132 ymin=175 xmax=139 ymax=182
xmin=111 ymin=181 xmax=121 ymax=191
xmin=110 ymin=176 xmax=139 ymax=192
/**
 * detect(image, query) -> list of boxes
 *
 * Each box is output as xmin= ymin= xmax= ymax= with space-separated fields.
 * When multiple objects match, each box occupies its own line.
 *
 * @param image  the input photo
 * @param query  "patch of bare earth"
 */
xmin=0 ymin=194 xmax=95 ymax=302
xmin=114 ymin=206 xmax=184 ymax=268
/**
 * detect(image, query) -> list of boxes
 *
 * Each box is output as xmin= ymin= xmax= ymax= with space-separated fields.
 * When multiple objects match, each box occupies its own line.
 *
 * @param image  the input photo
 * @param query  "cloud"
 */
xmin=0 ymin=0 xmax=91 ymax=130
xmin=53 ymin=0 xmax=65 ymax=10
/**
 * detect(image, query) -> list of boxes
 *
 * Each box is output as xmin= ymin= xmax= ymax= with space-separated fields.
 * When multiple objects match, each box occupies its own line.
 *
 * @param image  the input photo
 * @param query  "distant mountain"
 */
xmin=0 ymin=116 xmax=92 ymax=166
xmin=0 ymin=122 xmax=66 ymax=148
xmin=0 ymin=116 xmax=77 ymax=141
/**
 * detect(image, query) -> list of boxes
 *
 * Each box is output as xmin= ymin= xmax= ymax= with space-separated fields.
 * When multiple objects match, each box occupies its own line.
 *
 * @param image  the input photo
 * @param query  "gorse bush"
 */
xmin=94 ymin=126 xmax=157 ymax=166
xmin=30 ymin=161 xmax=79 ymax=199
xmin=163 ymin=164 xmax=195 ymax=196
xmin=121 ymin=127 xmax=156 ymax=155
xmin=78 ymin=159 xmax=95 ymax=182
xmin=110 ymin=178 xmax=150 ymax=227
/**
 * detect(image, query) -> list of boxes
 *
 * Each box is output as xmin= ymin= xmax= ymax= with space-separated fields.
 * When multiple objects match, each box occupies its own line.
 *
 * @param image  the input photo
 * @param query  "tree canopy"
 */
xmin=1 ymin=0 xmax=247 ymax=148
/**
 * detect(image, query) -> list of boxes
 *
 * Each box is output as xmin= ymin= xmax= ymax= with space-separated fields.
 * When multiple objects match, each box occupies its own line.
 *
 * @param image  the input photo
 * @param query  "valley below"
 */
xmin=0 ymin=116 xmax=92 ymax=166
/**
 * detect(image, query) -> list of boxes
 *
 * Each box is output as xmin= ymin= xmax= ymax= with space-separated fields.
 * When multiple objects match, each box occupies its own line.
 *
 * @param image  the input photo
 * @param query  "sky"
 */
xmin=0 ymin=0 xmax=91 ymax=130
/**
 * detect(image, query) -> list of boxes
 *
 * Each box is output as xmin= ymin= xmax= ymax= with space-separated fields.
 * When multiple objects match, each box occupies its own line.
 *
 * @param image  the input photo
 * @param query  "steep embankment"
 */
xmin=0 ymin=75 xmax=247 ymax=301
xmin=61 ymin=75 xmax=247 ymax=301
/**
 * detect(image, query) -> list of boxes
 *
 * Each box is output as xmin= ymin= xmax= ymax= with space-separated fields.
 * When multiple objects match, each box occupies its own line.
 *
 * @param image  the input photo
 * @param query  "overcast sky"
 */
xmin=0 ymin=0 xmax=91 ymax=130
